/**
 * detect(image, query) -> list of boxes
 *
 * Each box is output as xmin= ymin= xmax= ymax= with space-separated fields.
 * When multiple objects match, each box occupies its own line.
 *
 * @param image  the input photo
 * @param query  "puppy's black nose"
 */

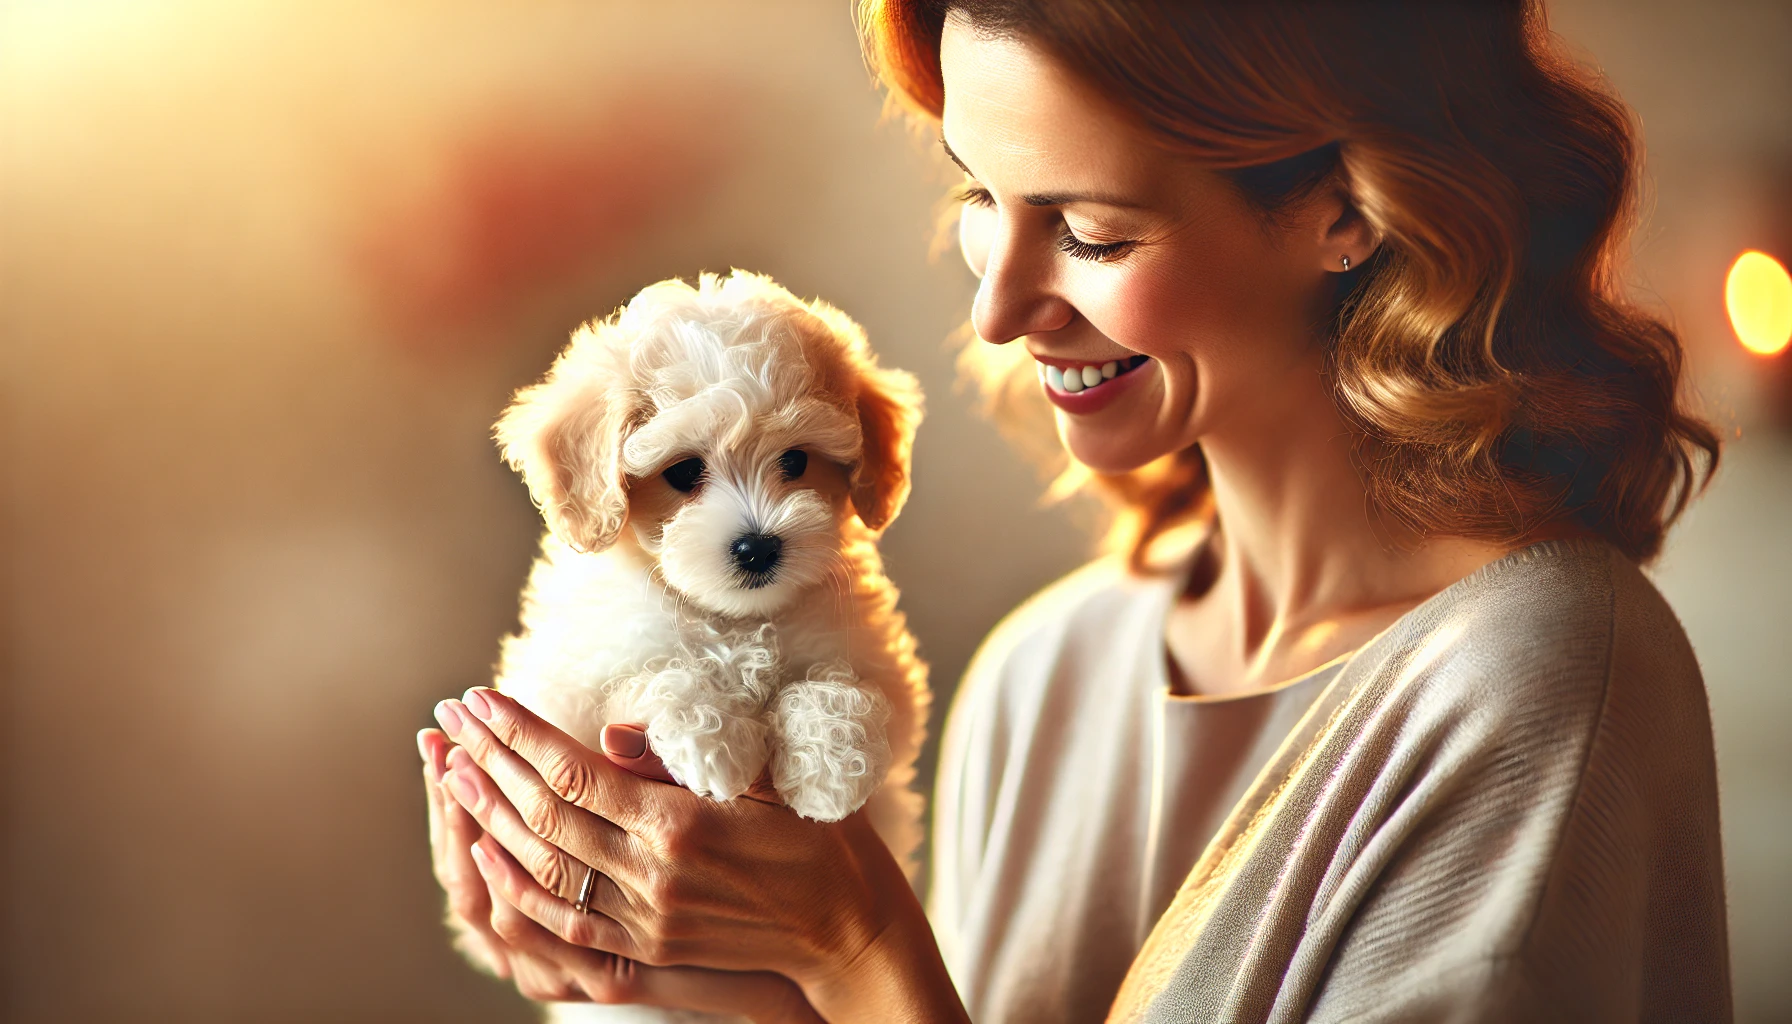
xmin=730 ymin=533 xmax=783 ymax=576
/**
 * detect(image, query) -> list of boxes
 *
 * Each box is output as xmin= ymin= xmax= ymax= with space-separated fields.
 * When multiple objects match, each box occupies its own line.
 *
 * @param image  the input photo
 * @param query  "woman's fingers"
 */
xmin=471 ymin=832 xmax=644 ymax=962
xmin=443 ymin=744 xmax=638 ymax=918
xmin=485 ymin=897 xmax=592 ymax=1003
xmin=435 ymin=699 xmax=641 ymax=868
xmin=441 ymin=689 xmax=689 ymax=834
xmin=421 ymin=729 xmax=451 ymax=878
xmin=443 ymin=797 xmax=513 ymax=977
xmin=599 ymin=723 xmax=677 ymax=783
xmin=599 ymin=722 xmax=783 ymax=806
xmin=484 ymin=866 xmax=825 ymax=1024
xmin=421 ymin=727 xmax=513 ymax=979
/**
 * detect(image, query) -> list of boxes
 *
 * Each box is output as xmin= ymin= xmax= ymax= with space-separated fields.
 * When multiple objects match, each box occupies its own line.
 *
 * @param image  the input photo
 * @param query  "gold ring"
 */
xmin=571 ymin=866 xmax=598 ymax=914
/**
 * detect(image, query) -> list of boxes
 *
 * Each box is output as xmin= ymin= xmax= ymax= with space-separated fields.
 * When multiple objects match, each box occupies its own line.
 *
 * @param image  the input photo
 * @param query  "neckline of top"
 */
xmin=1148 ymin=535 xmax=1612 ymax=705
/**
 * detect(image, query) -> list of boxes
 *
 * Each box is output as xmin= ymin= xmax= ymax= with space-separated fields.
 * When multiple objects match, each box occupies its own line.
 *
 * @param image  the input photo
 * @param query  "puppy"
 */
xmin=491 ymin=270 xmax=929 ymax=879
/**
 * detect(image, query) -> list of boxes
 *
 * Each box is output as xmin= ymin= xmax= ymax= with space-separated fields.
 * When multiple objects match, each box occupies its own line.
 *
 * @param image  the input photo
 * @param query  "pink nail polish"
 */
xmin=446 ymin=769 xmax=477 ymax=806
xmin=464 ymin=688 xmax=494 ymax=721
xmin=435 ymin=700 xmax=464 ymax=737
xmin=602 ymin=724 xmax=647 ymax=759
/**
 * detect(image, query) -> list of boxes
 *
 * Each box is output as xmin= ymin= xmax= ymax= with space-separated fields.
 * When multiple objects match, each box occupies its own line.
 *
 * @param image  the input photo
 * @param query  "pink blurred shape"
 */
xmin=355 ymin=93 xmax=733 ymax=345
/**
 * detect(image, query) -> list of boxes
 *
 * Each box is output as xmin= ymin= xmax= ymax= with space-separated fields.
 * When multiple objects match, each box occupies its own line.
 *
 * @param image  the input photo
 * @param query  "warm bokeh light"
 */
xmin=1726 ymin=250 xmax=1792 ymax=356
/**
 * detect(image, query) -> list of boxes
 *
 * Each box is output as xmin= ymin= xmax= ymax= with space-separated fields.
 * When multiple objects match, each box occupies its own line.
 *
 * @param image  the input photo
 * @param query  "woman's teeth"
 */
xmin=1037 ymin=355 xmax=1149 ymax=394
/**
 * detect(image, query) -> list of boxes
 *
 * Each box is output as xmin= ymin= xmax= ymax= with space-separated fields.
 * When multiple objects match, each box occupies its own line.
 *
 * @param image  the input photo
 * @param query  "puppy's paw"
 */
xmin=610 ymin=650 xmax=775 ymax=803
xmin=768 ymin=662 xmax=891 ymax=821
xmin=647 ymin=707 xmax=769 ymax=802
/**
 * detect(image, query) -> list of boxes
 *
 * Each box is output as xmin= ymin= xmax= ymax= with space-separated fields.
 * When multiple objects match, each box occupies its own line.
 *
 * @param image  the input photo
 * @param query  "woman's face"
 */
xmin=941 ymin=18 xmax=1353 ymax=473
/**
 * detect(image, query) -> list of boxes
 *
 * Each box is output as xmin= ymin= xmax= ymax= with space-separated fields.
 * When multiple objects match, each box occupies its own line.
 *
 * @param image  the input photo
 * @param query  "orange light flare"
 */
xmin=1726 ymin=250 xmax=1792 ymax=357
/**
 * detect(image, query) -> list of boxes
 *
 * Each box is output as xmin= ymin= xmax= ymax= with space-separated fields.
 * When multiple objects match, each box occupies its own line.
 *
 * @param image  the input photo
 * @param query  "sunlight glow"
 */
xmin=1726 ymin=250 xmax=1792 ymax=357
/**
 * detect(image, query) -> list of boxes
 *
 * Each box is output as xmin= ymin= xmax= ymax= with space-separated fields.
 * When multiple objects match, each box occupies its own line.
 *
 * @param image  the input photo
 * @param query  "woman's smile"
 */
xmin=1033 ymin=353 xmax=1153 ymax=414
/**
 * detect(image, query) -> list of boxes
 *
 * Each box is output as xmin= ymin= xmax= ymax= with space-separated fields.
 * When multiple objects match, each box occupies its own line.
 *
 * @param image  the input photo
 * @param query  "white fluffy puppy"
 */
xmin=492 ymin=271 xmax=928 ymax=869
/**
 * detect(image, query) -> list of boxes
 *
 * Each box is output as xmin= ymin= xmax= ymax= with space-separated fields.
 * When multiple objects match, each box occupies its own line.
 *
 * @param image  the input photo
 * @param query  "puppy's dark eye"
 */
xmin=662 ymin=457 xmax=705 ymax=493
xmin=778 ymin=448 xmax=808 ymax=480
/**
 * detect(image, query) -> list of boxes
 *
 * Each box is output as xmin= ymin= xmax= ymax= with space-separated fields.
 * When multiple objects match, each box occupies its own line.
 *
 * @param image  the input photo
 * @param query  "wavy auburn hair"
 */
xmin=858 ymin=0 xmax=1720 ymax=568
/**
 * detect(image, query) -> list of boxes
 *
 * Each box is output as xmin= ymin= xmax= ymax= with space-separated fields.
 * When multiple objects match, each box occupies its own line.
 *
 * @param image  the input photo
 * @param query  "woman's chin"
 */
xmin=1058 ymin=423 xmax=1172 ymax=476
xmin=1051 ymin=364 xmax=1194 ymax=474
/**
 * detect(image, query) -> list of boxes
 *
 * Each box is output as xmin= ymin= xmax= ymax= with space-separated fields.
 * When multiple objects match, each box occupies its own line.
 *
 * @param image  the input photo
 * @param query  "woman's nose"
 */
xmin=968 ymin=217 xmax=1074 ymax=346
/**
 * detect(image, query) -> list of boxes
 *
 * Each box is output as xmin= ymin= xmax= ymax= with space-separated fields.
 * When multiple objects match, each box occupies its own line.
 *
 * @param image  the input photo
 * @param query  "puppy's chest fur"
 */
xmin=493 ymin=535 xmax=911 ymax=825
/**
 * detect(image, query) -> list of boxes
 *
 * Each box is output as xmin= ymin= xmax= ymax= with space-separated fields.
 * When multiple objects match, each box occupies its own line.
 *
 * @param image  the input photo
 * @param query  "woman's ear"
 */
xmin=849 ymin=365 xmax=924 ymax=532
xmin=1315 ymin=178 xmax=1378 ymax=272
xmin=494 ymin=337 xmax=642 ymax=553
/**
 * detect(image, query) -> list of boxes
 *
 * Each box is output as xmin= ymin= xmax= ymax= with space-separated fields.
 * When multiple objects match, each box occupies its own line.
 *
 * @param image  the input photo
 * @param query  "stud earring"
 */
xmin=1341 ymin=255 xmax=1352 ymax=272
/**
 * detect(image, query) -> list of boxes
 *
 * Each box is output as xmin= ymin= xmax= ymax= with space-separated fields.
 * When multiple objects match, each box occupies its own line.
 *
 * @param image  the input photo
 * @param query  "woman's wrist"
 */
xmin=790 ymin=824 xmax=968 ymax=1024
xmin=800 ymin=906 xmax=967 ymax=1024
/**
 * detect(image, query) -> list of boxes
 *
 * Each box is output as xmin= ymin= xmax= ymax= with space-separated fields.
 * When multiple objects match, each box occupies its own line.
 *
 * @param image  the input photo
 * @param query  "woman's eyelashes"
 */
xmin=1056 ymin=232 xmax=1135 ymax=262
xmin=954 ymin=182 xmax=995 ymax=208
xmin=954 ymin=181 xmax=1138 ymax=263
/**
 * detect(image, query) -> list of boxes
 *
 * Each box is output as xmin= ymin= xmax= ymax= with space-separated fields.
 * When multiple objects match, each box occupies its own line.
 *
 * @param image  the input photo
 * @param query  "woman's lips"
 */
xmin=1036 ymin=355 xmax=1152 ymax=414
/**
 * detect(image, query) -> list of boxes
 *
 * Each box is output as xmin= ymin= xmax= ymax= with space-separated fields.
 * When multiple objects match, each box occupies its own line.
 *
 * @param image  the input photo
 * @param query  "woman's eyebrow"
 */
xmin=941 ymin=134 xmax=975 ymax=176
xmin=940 ymin=133 xmax=1146 ymax=209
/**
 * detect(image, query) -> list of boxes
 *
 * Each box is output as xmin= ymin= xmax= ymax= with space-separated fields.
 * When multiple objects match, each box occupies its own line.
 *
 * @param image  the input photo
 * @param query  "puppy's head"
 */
xmin=496 ymin=270 xmax=921 ymax=619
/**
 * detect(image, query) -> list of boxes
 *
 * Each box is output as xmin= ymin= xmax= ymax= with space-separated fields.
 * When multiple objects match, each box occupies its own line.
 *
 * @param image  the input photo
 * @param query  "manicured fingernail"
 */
xmin=416 ymin=729 xmax=434 ymax=763
xmin=469 ymin=840 xmax=493 ymax=871
xmin=419 ymin=737 xmax=441 ymax=783
xmin=445 ymin=768 xmax=477 ymax=806
xmin=463 ymin=688 xmax=493 ymax=721
xmin=435 ymin=700 xmax=464 ymax=737
xmin=602 ymin=724 xmax=647 ymax=759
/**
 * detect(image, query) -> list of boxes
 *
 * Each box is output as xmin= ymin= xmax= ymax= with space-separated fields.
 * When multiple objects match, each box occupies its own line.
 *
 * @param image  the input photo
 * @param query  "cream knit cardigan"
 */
xmin=1108 ymin=539 xmax=1730 ymax=1023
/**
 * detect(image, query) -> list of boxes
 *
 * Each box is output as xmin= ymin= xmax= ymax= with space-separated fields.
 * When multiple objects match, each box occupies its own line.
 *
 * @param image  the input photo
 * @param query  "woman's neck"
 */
xmin=1165 ymin=388 xmax=1523 ymax=698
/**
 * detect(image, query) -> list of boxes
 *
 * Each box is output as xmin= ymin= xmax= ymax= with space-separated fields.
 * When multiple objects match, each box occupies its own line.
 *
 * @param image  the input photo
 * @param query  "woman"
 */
xmin=417 ymin=1 xmax=1731 ymax=1020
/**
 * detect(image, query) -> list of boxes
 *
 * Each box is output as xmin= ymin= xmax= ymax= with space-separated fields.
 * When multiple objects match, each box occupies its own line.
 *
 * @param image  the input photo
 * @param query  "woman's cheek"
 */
xmin=1083 ymin=265 xmax=1209 ymax=360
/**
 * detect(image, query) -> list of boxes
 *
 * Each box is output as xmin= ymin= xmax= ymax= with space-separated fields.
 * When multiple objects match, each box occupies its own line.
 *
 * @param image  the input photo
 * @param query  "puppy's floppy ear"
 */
xmin=495 ymin=328 xmax=644 ymax=553
xmin=850 ymin=365 xmax=923 ymax=532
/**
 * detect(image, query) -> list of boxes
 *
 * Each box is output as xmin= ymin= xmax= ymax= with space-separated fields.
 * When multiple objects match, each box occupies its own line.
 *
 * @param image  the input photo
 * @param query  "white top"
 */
xmin=931 ymin=540 xmax=1730 ymax=1023
xmin=928 ymin=559 xmax=1345 ymax=1024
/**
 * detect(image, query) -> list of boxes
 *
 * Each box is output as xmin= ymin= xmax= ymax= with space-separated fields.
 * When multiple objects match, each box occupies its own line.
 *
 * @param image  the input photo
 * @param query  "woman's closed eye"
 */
xmin=954 ymin=181 xmax=996 ymax=209
xmin=1055 ymin=231 xmax=1135 ymax=263
xmin=953 ymin=181 xmax=1138 ymax=264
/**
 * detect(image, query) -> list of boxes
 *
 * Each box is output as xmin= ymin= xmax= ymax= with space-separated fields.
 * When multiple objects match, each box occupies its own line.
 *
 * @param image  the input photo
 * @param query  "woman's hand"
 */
xmin=420 ymin=728 xmax=825 ymax=1022
xmin=423 ymin=727 xmax=580 ymax=994
xmin=433 ymin=687 xmax=968 ymax=1024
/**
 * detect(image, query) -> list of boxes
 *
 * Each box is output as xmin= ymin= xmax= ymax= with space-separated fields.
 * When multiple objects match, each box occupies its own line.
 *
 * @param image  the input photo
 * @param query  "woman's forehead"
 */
xmin=938 ymin=18 xmax=1162 ymax=200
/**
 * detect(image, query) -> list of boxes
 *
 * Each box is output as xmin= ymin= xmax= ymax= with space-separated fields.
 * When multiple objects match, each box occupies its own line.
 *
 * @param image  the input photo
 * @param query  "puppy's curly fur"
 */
xmin=491 ymin=272 xmax=929 ymax=897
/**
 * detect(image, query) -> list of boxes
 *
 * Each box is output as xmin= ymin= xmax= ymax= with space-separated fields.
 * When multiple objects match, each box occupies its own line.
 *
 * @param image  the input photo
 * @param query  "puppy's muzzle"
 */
xmin=730 ymin=532 xmax=783 ymax=587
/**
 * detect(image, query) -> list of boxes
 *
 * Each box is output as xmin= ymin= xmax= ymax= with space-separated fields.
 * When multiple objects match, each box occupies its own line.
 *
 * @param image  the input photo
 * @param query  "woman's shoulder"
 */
xmin=1386 ymin=537 xmax=1700 ymax=697
xmin=1353 ymin=536 xmax=1711 ymax=786
xmin=1284 ymin=539 xmax=1727 ymax=1018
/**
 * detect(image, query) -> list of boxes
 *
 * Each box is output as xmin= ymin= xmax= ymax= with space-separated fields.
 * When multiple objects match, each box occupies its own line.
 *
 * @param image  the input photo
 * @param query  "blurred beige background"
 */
xmin=3 ymin=2 xmax=1788 ymax=1021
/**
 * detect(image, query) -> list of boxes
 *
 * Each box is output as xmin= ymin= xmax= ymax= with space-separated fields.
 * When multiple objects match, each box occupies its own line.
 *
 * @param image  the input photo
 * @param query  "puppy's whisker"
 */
xmin=647 ymin=561 xmax=693 ymax=620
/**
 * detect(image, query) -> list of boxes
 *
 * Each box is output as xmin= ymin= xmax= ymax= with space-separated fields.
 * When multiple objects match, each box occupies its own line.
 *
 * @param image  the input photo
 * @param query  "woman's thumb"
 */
xmin=600 ymin=724 xmax=679 ymax=784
